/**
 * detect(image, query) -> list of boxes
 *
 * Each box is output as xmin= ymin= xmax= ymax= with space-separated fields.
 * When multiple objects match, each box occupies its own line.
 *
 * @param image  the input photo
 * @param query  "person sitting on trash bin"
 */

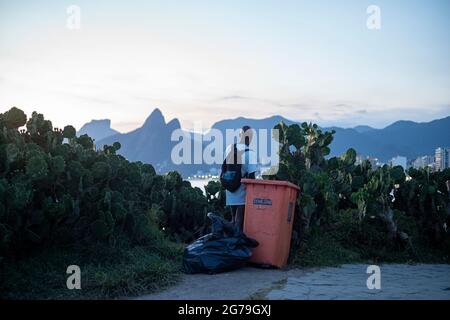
xmin=220 ymin=125 xmax=258 ymax=232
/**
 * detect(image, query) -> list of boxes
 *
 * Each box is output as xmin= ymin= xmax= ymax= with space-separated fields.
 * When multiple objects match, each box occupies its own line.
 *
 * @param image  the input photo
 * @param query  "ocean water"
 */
xmin=187 ymin=179 xmax=213 ymax=194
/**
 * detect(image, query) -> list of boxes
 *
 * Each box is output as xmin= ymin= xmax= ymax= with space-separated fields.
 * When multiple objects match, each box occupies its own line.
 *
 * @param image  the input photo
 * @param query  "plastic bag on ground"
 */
xmin=182 ymin=213 xmax=259 ymax=274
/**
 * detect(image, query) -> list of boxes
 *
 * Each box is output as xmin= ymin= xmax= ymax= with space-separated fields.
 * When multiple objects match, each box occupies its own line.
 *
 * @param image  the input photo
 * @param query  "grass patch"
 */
xmin=289 ymin=223 xmax=450 ymax=268
xmin=0 ymin=241 xmax=184 ymax=300
xmin=290 ymin=232 xmax=362 ymax=268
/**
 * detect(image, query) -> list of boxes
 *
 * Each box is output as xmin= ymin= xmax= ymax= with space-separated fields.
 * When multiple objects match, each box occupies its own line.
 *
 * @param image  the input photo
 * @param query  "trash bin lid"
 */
xmin=241 ymin=178 xmax=300 ymax=191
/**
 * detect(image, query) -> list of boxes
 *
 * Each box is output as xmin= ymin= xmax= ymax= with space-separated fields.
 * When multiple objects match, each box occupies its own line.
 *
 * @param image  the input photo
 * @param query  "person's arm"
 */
xmin=245 ymin=150 xmax=257 ymax=179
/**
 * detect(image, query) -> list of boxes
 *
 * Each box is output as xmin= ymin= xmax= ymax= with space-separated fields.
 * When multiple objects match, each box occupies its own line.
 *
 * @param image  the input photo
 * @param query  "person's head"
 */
xmin=239 ymin=125 xmax=253 ymax=146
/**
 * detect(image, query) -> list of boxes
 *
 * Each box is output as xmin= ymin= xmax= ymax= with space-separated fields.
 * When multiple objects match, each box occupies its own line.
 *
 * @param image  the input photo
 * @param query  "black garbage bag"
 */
xmin=182 ymin=213 xmax=259 ymax=274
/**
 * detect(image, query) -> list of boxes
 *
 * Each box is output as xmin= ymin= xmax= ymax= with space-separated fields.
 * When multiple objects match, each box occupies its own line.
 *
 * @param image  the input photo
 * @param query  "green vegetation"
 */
xmin=0 ymin=107 xmax=207 ymax=299
xmin=1 ymin=107 xmax=448 ymax=299
xmin=267 ymin=121 xmax=450 ymax=267
xmin=1 ymin=243 xmax=183 ymax=299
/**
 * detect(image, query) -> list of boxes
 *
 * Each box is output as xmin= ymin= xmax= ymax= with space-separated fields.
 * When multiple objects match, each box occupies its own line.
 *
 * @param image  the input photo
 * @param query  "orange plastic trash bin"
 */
xmin=242 ymin=179 xmax=300 ymax=268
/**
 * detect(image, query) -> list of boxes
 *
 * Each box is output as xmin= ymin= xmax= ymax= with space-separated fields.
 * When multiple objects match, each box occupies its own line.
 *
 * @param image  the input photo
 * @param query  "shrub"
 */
xmin=0 ymin=107 xmax=210 ymax=260
xmin=268 ymin=121 xmax=450 ymax=265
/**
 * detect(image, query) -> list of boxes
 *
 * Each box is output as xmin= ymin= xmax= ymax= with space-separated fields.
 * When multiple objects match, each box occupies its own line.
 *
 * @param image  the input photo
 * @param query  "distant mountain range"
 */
xmin=77 ymin=119 xmax=119 ymax=142
xmin=95 ymin=109 xmax=182 ymax=173
xmin=79 ymin=109 xmax=450 ymax=176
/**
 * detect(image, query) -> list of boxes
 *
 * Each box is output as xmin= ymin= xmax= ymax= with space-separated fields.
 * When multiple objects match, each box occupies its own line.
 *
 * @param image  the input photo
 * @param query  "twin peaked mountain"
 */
xmin=85 ymin=109 xmax=181 ymax=173
xmin=77 ymin=108 xmax=450 ymax=176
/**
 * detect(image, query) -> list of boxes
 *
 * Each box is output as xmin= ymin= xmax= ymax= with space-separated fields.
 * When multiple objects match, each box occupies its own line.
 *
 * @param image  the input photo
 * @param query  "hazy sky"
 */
xmin=1 ymin=0 xmax=449 ymax=132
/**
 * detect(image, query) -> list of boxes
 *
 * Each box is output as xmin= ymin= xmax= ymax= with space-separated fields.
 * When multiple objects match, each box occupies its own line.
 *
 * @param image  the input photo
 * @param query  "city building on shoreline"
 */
xmin=435 ymin=147 xmax=450 ymax=171
xmin=411 ymin=147 xmax=450 ymax=171
xmin=356 ymin=146 xmax=450 ymax=173
xmin=412 ymin=155 xmax=435 ymax=170
xmin=389 ymin=156 xmax=407 ymax=170
xmin=355 ymin=154 xmax=382 ymax=169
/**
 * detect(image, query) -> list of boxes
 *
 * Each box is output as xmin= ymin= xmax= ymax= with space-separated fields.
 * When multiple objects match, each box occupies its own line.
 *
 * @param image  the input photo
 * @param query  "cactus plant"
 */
xmin=268 ymin=121 xmax=450 ymax=257
xmin=0 ymin=107 xmax=214 ymax=257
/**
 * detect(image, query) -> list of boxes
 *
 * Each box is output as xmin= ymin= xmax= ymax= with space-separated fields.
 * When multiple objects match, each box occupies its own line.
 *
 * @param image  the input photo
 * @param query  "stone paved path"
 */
xmin=135 ymin=267 xmax=304 ymax=300
xmin=267 ymin=264 xmax=450 ymax=300
xmin=135 ymin=264 xmax=450 ymax=300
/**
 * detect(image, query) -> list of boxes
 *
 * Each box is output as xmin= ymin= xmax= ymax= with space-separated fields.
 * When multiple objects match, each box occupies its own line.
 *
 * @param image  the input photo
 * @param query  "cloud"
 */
xmin=215 ymin=95 xmax=309 ymax=110
xmin=216 ymin=95 xmax=253 ymax=102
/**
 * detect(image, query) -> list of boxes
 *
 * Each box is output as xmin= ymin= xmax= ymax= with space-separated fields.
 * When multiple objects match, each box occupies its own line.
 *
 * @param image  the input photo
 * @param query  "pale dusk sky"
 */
xmin=0 ymin=0 xmax=449 ymax=132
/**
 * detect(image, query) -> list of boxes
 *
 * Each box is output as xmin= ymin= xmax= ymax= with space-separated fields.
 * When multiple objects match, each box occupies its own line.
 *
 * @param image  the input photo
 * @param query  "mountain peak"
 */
xmin=77 ymin=119 xmax=118 ymax=141
xmin=353 ymin=125 xmax=375 ymax=133
xmin=167 ymin=118 xmax=181 ymax=130
xmin=82 ymin=119 xmax=111 ymax=127
xmin=143 ymin=108 xmax=166 ymax=128
xmin=384 ymin=120 xmax=417 ymax=131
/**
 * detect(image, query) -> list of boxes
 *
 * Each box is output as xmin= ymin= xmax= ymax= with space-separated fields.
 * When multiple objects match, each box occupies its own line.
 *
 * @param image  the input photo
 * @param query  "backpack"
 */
xmin=220 ymin=144 xmax=250 ymax=192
